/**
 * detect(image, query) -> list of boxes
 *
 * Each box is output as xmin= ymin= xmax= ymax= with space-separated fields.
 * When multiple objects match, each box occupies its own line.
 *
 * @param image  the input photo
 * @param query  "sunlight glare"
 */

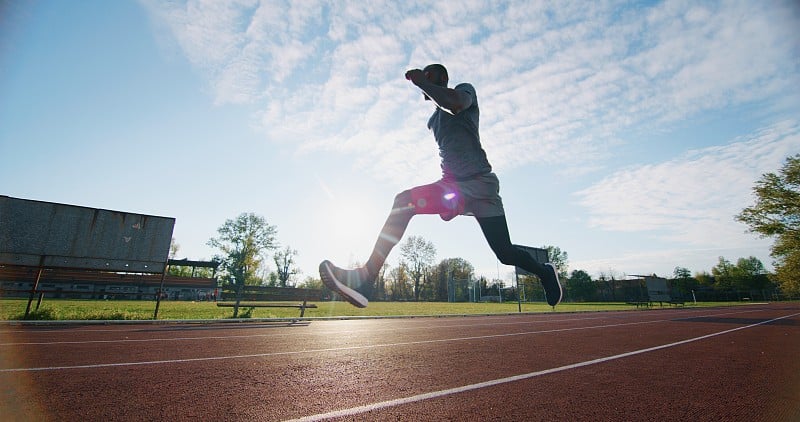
xmin=324 ymin=194 xmax=378 ymax=265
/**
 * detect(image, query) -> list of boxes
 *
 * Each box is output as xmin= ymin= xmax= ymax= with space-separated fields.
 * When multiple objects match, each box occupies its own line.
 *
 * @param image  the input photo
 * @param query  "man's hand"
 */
xmin=405 ymin=67 xmax=471 ymax=114
xmin=405 ymin=69 xmax=426 ymax=85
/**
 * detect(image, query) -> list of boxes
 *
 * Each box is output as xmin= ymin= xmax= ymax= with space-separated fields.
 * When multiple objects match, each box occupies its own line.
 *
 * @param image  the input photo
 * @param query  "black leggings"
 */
xmin=363 ymin=188 xmax=546 ymax=279
xmin=476 ymin=215 xmax=547 ymax=278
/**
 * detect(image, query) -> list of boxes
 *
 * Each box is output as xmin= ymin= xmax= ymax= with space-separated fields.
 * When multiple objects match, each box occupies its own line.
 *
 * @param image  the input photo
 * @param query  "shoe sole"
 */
xmin=319 ymin=260 xmax=369 ymax=308
xmin=544 ymin=263 xmax=563 ymax=307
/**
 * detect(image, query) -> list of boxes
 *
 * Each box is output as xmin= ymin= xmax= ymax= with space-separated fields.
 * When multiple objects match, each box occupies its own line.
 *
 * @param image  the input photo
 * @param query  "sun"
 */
xmin=323 ymin=194 xmax=382 ymax=265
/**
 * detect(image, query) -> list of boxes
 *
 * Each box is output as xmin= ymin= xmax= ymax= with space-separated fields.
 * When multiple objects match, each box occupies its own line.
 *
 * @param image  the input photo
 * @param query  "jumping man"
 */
xmin=319 ymin=64 xmax=562 ymax=308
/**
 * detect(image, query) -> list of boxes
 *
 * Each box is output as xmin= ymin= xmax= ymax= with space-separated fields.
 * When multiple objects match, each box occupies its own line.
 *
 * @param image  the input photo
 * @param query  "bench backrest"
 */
xmin=0 ymin=196 xmax=174 ymax=273
xmin=645 ymin=277 xmax=672 ymax=301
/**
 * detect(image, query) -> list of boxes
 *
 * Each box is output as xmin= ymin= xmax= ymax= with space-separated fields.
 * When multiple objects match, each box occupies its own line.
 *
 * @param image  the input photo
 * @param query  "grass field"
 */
xmin=0 ymin=298 xmax=754 ymax=321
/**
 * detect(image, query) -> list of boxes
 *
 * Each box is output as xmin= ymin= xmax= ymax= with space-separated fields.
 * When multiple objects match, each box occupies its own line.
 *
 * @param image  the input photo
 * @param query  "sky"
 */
xmin=1 ymin=0 xmax=799 ymax=285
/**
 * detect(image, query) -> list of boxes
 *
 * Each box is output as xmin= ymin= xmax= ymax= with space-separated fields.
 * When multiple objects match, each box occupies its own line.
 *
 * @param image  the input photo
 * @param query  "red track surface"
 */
xmin=1 ymin=303 xmax=799 ymax=421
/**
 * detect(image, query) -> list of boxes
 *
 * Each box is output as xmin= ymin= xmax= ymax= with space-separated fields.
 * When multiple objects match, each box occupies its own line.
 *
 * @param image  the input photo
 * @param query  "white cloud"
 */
xmin=571 ymin=243 xmax=774 ymax=278
xmin=141 ymin=0 xmax=800 ymax=186
xmin=142 ymin=0 xmax=325 ymax=103
xmin=575 ymin=120 xmax=800 ymax=247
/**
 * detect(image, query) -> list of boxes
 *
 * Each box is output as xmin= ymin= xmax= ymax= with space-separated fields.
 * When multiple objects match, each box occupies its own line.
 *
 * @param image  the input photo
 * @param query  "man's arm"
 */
xmin=405 ymin=69 xmax=472 ymax=115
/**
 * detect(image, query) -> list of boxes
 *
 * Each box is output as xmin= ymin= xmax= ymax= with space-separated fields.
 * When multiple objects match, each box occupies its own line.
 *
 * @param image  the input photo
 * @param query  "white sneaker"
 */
xmin=542 ymin=263 xmax=563 ymax=307
xmin=319 ymin=260 xmax=369 ymax=308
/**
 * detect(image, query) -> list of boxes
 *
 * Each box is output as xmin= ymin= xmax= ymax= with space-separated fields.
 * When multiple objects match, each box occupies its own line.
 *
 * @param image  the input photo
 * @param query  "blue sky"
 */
xmin=1 ymin=0 xmax=798 ymax=284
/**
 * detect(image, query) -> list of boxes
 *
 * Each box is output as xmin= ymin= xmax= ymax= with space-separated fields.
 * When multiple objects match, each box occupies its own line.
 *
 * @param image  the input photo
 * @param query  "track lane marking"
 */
xmin=0 ymin=315 xmax=612 ymax=346
xmin=0 ymin=308 xmax=788 ymax=372
xmin=0 ymin=308 xmax=763 ymax=346
xmin=0 ymin=315 xmax=605 ymax=336
xmin=285 ymin=311 xmax=800 ymax=422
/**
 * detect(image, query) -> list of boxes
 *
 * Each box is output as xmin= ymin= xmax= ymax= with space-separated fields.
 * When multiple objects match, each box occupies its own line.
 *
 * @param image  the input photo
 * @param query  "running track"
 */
xmin=1 ymin=303 xmax=799 ymax=421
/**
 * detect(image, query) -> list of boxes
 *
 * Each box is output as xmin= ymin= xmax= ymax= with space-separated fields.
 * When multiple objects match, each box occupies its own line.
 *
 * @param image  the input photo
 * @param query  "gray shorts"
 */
xmin=408 ymin=172 xmax=505 ymax=220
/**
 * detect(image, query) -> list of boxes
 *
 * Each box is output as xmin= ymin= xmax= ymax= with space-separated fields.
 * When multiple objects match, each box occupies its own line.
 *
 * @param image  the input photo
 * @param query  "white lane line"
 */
xmin=0 ymin=308 xmax=761 ymax=347
xmin=0 ymin=333 xmax=297 ymax=346
xmin=0 ymin=320 xmax=664 ymax=372
xmin=285 ymin=312 xmax=800 ymax=422
xmin=0 ymin=315 xmax=611 ymax=346
xmin=0 ymin=314 xmax=604 ymax=336
xmin=0 ymin=308 xmax=783 ymax=372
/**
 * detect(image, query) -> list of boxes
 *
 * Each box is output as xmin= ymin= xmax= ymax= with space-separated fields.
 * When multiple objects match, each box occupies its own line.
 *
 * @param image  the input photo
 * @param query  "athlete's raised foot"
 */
xmin=318 ymin=260 xmax=369 ymax=308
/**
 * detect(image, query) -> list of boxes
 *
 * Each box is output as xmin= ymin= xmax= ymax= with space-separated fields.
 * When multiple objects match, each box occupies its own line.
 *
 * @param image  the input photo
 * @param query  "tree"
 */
xmin=169 ymin=237 xmax=180 ymax=259
xmin=711 ymin=257 xmax=738 ymax=291
xmin=543 ymin=245 xmax=569 ymax=278
xmin=273 ymin=246 xmax=299 ymax=287
xmin=737 ymin=154 xmax=800 ymax=296
xmin=711 ymin=256 xmax=772 ymax=296
xmin=167 ymin=238 xmax=190 ymax=276
xmin=566 ymin=269 xmax=595 ymax=302
xmin=265 ymin=271 xmax=279 ymax=287
xmin=478 ymin=276 xmax=489 ymax=298
xmin=166 ymin=238 xmax=215 ymax=278
xmin=369 ymin=263 xmax=389 ymax=301
xmin=297 ymin=276 xmax=323 ymax=290
xmin=490 ymin=279 xmax=506 ymax=299
xmin=673 ymin=267 xmax=691 ymax=279
xmin=168 ymin=238 xmax=187 ymax=276
xmin=671 ymin=266 xmax=696 ymax=297
xmin=736 ymin=256 xmax=770 ymax=291
xmin=388 ymin=263 xmax=412 ymax=301
xmin=597 ymin=270 xmax=623 ymax=301
xmin=775 ymin=252 xmax=800 ymax=297
xmin=208 ymin=213 xmax=278 ymax=310
xmin=695 ymin=271 xmax=714 ymax=287
xmin=432 ymin=257 xmax=475 ymax=302
xmin=399 ymin=235 xmax=436 ymax=301
xmin=518 ymin=274 xmax=543 ymax=302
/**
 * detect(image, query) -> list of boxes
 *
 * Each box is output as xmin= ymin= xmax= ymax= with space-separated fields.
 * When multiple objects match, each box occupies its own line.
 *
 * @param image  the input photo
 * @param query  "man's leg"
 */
xmin=362 ymin=191 xmax=415 ymax=279
xmin=364 ymin=181 xmax=459 ymax=277
xmin=321 ymin=181 xmax=456 ymax=307
xmin=476 ymin=215 xmax=562 ymax=306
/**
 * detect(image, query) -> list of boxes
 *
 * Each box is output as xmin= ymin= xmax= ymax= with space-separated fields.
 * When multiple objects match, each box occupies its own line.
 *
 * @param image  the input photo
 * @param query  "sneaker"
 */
xmin=319 ymin=260 xmax=369 ymax=308
xmin=541 ymin=263 xmax=563 ymax=307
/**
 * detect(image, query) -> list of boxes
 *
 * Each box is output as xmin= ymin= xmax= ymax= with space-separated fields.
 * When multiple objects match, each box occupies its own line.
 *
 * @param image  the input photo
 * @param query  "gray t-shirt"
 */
xmin=427 ymin=82 xmax=492 ymax=180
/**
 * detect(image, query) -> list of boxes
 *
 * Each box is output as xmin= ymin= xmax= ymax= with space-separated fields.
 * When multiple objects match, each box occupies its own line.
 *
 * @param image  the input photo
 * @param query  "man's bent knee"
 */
xmin=392 ymin=190 xmax=416 ymax=215
xmin=493 ymin=246 xmax=520 ymax=266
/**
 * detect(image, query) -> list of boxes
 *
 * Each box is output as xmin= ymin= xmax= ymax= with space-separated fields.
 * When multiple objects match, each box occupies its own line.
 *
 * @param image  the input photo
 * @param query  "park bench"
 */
xmin=0 ymin=265 xmax=217 ymax=300
xmin=0 ymin=196 xmax=180 ymax=318
xmin=647 ymin=291 xmax=684 ymax=307
xmin=626 ymin=276 xmax=685 ymax=308
xmin=645 ymin=277 xmax=685 ymax=307
xmin=216 ymin=285 xmax=324 ymax=318
xmin=626 ymin=296 xmax=651 ymax=308
xmin=216 ymin=300 xmax=317 ymax=317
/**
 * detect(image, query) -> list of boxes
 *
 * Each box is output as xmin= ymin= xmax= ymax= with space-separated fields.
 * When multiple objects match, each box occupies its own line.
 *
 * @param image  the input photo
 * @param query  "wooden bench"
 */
xmin=648 ymin=292 xmax=685 ymax=307
xmin=626 ymin=297 xmax=651 ymax=308
xmin=626 ymin=276 xmax=687 ymax=309
xmin=216 ymin=300 xmax=317 ymax=317
xmin=666 ymin=297 xmax=685 ymax=306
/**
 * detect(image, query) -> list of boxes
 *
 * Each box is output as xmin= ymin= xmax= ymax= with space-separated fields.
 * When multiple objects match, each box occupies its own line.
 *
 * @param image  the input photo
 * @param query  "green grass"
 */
xmin=0 ymin=298 xmax=758 ymax=321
